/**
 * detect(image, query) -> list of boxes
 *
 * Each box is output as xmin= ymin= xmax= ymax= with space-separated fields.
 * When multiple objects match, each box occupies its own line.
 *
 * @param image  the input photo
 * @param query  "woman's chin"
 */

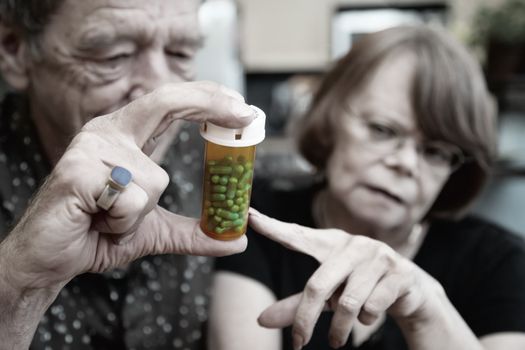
xmin=346 ymin=203 xmax=408 ymax=235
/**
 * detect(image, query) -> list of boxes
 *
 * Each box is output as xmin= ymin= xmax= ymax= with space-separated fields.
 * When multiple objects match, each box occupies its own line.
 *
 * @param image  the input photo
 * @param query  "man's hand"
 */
xmin=1 ymin=81 xmax=255 ymax=292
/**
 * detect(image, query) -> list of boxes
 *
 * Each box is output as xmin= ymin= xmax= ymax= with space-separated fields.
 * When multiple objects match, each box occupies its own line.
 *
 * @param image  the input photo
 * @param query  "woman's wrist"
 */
xmin=395 ymin=278 xmax=482 ymax=350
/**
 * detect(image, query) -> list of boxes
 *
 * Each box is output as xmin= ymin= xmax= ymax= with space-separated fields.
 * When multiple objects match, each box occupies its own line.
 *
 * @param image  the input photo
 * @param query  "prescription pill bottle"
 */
xmin=199 ymin=106 xmax=266 ymax=240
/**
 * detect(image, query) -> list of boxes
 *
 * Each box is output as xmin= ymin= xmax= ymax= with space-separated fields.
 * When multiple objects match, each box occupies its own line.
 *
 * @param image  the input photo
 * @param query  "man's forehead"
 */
xmin=58 ymin=0 xmax=200 ymax=22
xmin=52 ymin=0 xmax=201 ymax=44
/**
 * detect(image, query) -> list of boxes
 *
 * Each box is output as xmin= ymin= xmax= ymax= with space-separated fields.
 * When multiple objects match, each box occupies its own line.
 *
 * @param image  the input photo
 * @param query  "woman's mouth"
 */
xmin=364 ymin=185 xmax=404 ymax=204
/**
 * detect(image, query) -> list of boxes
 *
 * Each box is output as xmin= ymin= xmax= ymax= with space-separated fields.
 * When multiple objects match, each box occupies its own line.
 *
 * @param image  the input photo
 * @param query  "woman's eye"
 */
xmin=423 ymin=145 xmax=451 ymax=165
xmin=367 ymin=122 xmax=397 ymax=140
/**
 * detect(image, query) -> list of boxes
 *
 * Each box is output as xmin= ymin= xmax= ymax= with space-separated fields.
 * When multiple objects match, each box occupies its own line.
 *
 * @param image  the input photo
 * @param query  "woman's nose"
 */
xmin=384 ymin=137 xmax=420 ymax=176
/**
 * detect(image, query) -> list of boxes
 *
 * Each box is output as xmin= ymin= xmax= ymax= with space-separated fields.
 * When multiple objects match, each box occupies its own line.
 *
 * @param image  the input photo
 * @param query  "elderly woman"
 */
xmin=0 ymin=0 xmax=254 ymax=349
xmin=209 ymin=26 xmax=525 ymax=349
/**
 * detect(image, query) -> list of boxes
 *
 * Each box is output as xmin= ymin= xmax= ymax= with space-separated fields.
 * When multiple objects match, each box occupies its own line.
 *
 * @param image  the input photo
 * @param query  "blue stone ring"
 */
xmin=96 ymin=166 xmax=133 ymax=210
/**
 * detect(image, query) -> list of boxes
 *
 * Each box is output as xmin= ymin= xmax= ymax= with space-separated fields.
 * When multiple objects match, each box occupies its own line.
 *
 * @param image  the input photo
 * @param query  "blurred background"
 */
xmin=194 ymin=0 xmax=525 ymax=236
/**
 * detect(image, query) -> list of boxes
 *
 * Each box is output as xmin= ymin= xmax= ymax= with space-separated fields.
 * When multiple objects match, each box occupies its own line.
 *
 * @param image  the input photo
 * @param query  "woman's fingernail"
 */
xmin=329 ymin=335 xmax=341 ymax=349
xmin=293 ymin=334 xmax=303 ymax=350
xmin=249 ymin=207 xmax=262 ymax=217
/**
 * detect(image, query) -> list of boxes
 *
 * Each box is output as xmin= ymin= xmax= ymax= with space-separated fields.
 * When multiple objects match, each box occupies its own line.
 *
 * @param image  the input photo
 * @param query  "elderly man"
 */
xmin=0 ymin=0 xmax=253 ymax=349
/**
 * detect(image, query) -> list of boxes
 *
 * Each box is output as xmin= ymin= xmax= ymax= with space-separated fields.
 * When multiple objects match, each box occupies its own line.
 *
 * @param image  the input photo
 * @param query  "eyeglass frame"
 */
xmin=340 ymin=107 xmax=468 ymax=174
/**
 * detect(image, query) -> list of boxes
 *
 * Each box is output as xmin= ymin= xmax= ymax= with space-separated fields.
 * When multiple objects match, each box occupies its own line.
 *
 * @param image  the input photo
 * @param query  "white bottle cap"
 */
xmin=200 ymin=105 xmax=266 ymax=147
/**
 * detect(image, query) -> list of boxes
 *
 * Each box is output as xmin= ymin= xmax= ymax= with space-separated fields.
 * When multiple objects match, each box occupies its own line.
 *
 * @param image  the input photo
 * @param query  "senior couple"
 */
xmin=0 ymin=1 xmax=524 ymax=350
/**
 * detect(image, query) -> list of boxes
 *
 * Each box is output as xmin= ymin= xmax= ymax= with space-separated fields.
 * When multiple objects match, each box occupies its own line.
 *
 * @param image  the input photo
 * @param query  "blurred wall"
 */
xmin=236 ymin=0 xmax=507 ymax=72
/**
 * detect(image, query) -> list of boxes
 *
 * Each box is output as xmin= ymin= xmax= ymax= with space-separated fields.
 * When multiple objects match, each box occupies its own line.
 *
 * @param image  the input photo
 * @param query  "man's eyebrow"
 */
xmin=168 ymin=34 xmax=205 ymax=49
xmin=77 ymin=29 xmax=119 ymax=51
xmin=77 ymin=30 xmax=205 ymax=51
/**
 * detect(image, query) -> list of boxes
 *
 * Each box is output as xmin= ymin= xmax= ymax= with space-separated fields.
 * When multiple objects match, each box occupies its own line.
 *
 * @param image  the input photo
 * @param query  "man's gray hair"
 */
xmin=0 ymin=0 xmax=64 ymax=37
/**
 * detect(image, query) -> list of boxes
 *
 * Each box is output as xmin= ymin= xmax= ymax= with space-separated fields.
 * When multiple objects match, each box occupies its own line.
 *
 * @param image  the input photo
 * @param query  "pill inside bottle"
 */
xmin=199 ymin=106 xmax=266 ymax=240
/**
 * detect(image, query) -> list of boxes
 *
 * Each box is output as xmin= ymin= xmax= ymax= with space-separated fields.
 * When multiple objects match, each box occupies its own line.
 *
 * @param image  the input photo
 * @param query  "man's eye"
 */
xmin=93 ymin=53 xmax=132 ymax=72
xmin=367 ymin=122 xmax=397 ymax=140
xmin=166 ymin=50 xmax=192 ymax=61
xmin=103 ymin=53 xmax=131 ymax=64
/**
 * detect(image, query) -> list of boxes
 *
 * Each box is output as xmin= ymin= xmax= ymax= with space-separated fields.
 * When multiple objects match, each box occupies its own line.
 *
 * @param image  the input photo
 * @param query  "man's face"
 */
xmin=25 ymin=0 xmax=201 ymax=146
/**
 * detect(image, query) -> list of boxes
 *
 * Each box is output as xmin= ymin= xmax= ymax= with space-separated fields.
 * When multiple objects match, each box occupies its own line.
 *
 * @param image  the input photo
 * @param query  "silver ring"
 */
xmin=96 ymin=166 xmax=132 ymax=210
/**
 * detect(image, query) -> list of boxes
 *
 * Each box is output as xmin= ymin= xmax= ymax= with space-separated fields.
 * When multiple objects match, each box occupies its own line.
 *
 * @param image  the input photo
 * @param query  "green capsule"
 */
xmin=207 ymin=207 xmax=215 ymax=216
xmin=235 ymin=197 xmax=244 ymax=205
xmin=235 ymin=190 xmax=244 ymax=197
xmin=212 ymin=185 xmax=227 ymax=193
xmin=232 ymin=218 xmax=244 ymax=226
xmin=226 ymin=181 xmax=237 ymax=199
xmin=220 ymin=220 xmax=234 ymax=228
xmin=219 ymin=176 xmax=229 ymax=185
xmin=217 ymin=210 xmax=239 ymax=220
xmin=237 ymin=155 xmax=246 ymax=164
xmin=211 ymin=193 xmax=226 ymax=201
xmin=234 ymin=226 xmax=244 ymax=233
xmin=231 ymin=205 xmax=240 ymax=212
xmin=239 ymin=203 xmax=248 ymax=212
xmin=226 ymin=199 xmax=234 ymax=207
xmin=220 ymin=155 xmax=234 ymax=165
xmin=233 ymin=164 xmax=244 ymax=177
xmin=207 ymin=160 xmax=217 ymax=166
xmin=228 ymin=177 xmax=238 ymax=184
xmin=211 ymin=175 xmax=220 ymax=184
xmin=244 ymin=161 xmax=253 ymax=170
xmin=215 ymin=227 xmax=226 ymax=234
xmin=210 ymin=166 xmax=233 ymax=175
xmin=211 ymin=201 xmax=229 ymax=208
xmin=213 ymin=215 xmax=222 ymax=224
xmin=239 ymin=169 xmax=253 ymax=187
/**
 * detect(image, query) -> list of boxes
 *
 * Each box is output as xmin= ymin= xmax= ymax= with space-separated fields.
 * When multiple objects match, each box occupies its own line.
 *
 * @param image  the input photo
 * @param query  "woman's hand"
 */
xmin=248 ymin=208 xmax=445 ymax=349
xmin=1 ymin=81 xmax=255 ymax=293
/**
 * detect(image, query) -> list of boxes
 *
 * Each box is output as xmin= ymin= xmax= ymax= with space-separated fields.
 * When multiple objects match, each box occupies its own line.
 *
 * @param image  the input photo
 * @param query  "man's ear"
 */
xmin=0 ymin=22 xmax=29 ymax=91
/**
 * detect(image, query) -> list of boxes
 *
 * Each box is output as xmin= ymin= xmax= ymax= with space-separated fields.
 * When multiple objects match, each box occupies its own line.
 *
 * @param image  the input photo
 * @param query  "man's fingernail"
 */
xmin=233 ymin=103 xmax=255 ymax=118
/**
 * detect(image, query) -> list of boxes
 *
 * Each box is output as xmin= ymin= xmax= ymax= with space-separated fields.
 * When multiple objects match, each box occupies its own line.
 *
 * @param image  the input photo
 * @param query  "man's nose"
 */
xmin=129 ymin=50 xmax=183 ymax=99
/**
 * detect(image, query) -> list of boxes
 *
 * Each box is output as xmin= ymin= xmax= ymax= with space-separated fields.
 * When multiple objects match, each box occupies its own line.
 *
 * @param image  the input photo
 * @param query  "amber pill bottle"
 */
xmin=199 ymin=106 xmax=266 ymax=240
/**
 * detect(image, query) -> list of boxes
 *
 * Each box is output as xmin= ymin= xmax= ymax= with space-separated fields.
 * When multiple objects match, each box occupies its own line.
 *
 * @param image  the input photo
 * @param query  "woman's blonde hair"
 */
xmin=298 ymin=26 xmax=497 ymax=218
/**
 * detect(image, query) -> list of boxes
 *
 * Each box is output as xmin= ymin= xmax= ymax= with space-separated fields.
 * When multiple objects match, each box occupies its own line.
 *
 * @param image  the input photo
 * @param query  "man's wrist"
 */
xmin=0 ymin=238 xmax=62 ymax=348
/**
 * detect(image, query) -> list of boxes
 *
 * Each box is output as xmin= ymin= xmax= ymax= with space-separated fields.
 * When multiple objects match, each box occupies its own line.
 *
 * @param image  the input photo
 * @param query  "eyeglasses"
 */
xmin=345 ymin=111 xmax=466 ymax=173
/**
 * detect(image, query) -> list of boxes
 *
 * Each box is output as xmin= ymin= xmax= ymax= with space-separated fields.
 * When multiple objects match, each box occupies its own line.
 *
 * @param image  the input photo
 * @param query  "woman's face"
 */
xmin=325 ymin=53 xmax=454 ymax=236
